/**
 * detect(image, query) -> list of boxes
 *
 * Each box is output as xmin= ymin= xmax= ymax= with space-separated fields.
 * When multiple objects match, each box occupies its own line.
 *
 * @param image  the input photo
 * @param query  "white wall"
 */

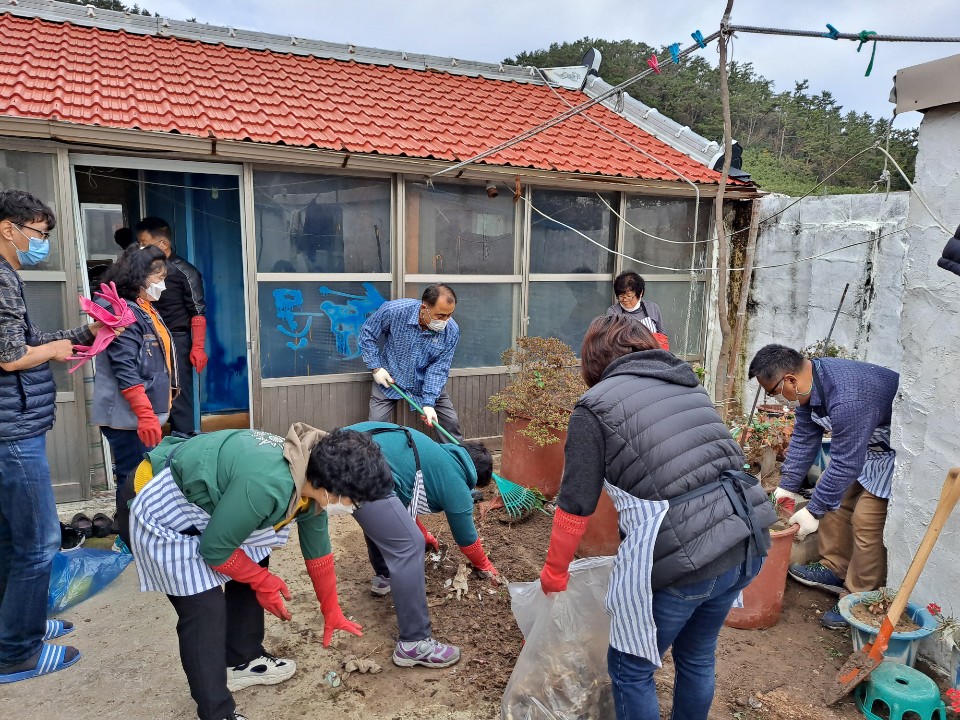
xmin=888 ymin=104 xmax=960 ymax=670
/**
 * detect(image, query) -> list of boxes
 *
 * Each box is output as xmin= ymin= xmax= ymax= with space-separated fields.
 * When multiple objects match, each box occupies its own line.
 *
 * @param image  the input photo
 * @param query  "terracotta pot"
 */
xmin=577 ymin=490 xmax=621 ymax=557
xmin=500 ymin=415 xmax=566 ymax=500
xmin=725 ymin=524 xmax=799 ymax=629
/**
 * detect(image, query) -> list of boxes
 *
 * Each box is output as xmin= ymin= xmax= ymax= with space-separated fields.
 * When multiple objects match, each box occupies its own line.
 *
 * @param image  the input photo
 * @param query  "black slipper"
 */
xmin=70 ymin=513 xmax=94 ymax=539
xmin=91 ymin=513 xmax=114 ymax=538
xmin=60 ymin=523 xmax=85 ymax=550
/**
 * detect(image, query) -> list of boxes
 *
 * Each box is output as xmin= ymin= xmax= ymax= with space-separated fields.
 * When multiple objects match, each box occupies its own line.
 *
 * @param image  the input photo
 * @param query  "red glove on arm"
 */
xmin=539 ymin=508 xmax=589 ymax=594
xmin=120 ymin=384 xmax=162 ymax=448
xmin=415 ymin=517 xmax=440 ymax=552
xmin=189 ymin=315 xmax=208 ymax=373
xmin=305 ymin=554 xmax=363 ymax=647
xmin=459 ymin=537 xmax=500 ymax=585
xmin=210 ymin=548 xmax=292 ymax=620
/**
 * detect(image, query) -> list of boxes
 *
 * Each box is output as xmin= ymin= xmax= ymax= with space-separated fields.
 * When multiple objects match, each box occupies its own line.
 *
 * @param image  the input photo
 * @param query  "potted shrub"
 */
xmin=488 ymin=336 xmax=585 ymax=500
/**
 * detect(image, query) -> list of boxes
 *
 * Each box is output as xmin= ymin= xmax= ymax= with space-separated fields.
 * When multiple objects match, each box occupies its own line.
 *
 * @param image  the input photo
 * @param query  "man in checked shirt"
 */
xmin=359 ymin=283 xmax=463 ymax=443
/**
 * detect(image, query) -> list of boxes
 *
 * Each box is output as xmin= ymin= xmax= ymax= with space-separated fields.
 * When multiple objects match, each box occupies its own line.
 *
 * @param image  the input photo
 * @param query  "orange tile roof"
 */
xmin=0 ymin=14 xmax=729 ymax=184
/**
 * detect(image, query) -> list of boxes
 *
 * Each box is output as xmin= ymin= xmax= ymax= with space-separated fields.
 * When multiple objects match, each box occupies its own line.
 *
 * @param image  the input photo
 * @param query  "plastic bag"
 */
xmin=48 ymin=548 xmax=132 ymax=614
xmin=501 ymin=556 xmax=616 ymax=720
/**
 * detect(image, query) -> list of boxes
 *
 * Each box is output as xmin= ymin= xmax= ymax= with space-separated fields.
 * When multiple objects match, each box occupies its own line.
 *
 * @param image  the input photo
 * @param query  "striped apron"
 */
xmin=603 ymin=481 xmax=670 ymax=666
xmin=809 ymin=413 xmax=895 ymax=500
xmin=129 ymin=468 xmax=292 ymax=596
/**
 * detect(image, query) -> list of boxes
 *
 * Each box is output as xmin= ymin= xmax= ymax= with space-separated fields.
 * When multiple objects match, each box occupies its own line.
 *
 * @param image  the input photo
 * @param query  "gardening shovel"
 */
xmin=827 ymin=466 xmax=960 ymax=705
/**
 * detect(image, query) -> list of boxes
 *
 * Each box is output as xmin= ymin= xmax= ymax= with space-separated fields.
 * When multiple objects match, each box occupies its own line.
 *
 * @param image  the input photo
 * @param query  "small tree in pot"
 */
xmin=488 ymin=337 xmax=586 ymax=497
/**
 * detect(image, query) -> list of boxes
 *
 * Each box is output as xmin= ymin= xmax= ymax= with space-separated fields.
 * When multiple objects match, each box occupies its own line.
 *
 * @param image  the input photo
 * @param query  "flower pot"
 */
xmin=577 ymin=490 xmax=621 ymax=557
xmin=501 ymin=416 xmax=566 ymax=500
xmin=725 ymin=524 xmax=799 ymax=629
xmin=950 ymin=648 xmax=960 ymax=691
xmin=838 ymin=592 xmax=936 ymax=667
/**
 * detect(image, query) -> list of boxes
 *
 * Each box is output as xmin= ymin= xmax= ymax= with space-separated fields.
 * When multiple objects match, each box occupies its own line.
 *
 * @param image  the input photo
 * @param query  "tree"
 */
xmin=61 ymin=0 xmax=153 ymax=15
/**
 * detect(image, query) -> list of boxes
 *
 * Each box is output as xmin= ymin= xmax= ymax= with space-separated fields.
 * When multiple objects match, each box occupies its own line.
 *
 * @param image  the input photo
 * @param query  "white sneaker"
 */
xmin=370 ymin=575 xmax=392 ymax=596
xmin=226 ymin=654 xmax=296 ymax=691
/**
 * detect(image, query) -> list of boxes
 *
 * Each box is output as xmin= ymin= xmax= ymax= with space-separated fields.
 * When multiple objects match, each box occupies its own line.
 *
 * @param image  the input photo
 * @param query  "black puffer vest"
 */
xmin=578 ymin=350 xmax=775 ymax=589
xmin=0 ymin=272 xmax=56 ymax=441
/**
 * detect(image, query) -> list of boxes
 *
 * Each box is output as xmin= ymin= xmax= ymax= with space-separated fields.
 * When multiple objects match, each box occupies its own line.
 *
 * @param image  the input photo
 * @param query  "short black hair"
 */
xmin=422 ymin=283 xmax=457 ymax=306
xmin=307 ymin=429 xmax=395 ymax=503
xmin=462 ymin=442 xmax=493 ymax=488
xmin=114 ymin=227 xmax=134 ymax=250
xmin=134 ymin=216 xmax=172 ymax=240
xmin=748 ymin=344 xmax=805 ymax=384
xmin=0 ymin=189 xmax=56 ymax=231
xmin=101 ymin=245 xmax=167 ymax=300
xmin=613 ymin=271 xmax=644 ymax=297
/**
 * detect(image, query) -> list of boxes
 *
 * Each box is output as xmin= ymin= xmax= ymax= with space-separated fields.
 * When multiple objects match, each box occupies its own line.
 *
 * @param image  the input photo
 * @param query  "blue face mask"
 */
xmin=11 ymin=226 xmax=50 ymax=267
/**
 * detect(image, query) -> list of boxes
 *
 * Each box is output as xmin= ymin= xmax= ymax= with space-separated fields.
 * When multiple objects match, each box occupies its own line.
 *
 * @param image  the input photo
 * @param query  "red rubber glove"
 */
xmin=415 ymin=517 xmax=440 ymax=552
xmin=539 ymin=508 xmax=589 ymax=594
xmin=210 ymin=548 xmax=292 ymax=620
xmin=189 ymin=316 xmax=208 ymax=373
xmin=305 ymin=554 xmax=363 ymax=647
xmin=459 ymin=537 xmax=501 ymax=585
xmin=653 ymin=332 xmax=670 ymax=351
xmin=120 ymin=384 xmax=162 ymax=448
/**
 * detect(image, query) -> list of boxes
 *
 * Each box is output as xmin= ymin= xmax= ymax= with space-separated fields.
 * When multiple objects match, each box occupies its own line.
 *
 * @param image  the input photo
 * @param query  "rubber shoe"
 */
xmin=392 ymin=638 xmax=461 ymax=669
xmin=226 ymin=654 xmax=295 ymax=691
xmin=371 ymin=575 xmax=391 ymax=596
xmin=820 ymin=605 xmax=848 ymax=630
xmin=198 ymin=714 xmax=248 ymax=720
xmin=788 ymin=562 xmax=845 ymax=594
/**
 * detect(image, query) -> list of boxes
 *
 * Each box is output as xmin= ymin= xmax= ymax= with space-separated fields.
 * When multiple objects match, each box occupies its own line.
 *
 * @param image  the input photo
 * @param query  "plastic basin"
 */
xmin=838 ymin=592 xmax=936 ymax=667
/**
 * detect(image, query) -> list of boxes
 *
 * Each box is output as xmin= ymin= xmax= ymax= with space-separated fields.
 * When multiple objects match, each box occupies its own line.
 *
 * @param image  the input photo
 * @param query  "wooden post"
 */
xmin=725 ymin=197 xmax=761 ymax=406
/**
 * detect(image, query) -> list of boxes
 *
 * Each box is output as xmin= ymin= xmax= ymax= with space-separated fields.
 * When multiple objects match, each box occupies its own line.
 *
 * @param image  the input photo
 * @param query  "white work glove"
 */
xmin=788 ymin=507 xmax=820 ymax=540
xmin=372 ymin=368 xmax=394 ymax=388
xmin=773 ymin=487 xmax=805 ymax=514
xmin=421 ymin=406 xmax=438 ymax=427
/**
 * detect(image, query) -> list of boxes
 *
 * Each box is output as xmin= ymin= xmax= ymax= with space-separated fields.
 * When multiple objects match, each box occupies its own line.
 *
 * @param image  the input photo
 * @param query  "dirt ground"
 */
xmin=1 ymin=491 xmax=951 ymax=720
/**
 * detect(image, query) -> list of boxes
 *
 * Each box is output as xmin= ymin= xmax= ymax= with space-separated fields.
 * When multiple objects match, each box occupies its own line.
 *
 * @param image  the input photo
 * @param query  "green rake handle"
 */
xmin=389 ymin=383 xmax=461 ymax=446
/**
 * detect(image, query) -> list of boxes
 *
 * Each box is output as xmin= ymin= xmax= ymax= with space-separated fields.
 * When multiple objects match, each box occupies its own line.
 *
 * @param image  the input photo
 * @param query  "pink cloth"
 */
xmin=67 ymin=282 xmax=136 ymax=374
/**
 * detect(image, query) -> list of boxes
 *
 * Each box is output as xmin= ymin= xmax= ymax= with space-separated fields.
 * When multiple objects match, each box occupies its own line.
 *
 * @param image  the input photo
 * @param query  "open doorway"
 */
xmin=71 ymin=158 xmax=250 ymax=431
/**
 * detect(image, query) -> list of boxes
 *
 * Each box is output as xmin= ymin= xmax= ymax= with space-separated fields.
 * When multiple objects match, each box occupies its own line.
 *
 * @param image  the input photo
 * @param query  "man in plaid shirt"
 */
xmin=0 ymin=190 xmax=99 ymax=684
xmin=359 ymin=283 xmax=463 ymax=442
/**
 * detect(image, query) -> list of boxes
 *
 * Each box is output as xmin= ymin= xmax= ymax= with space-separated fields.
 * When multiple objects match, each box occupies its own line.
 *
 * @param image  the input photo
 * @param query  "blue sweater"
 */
xmin=780 ymin=358 xmax=899 ymax=516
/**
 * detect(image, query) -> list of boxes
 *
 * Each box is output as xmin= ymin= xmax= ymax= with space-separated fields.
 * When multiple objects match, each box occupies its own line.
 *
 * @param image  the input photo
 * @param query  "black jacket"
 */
xmin=571 ymin=350 xmax=776 ymax=589
xmin=937 ymin=224 xmax=960 ymax=277
xmin=154 ymin=254 xmax=205 ymax=333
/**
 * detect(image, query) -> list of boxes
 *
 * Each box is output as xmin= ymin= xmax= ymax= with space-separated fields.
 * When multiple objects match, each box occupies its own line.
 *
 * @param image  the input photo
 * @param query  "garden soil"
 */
xmin=3 ymin=492 xmax=944 ymax=720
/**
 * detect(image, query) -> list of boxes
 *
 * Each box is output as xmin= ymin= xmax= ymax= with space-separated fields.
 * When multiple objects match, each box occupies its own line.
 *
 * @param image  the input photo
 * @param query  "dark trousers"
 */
xmin=166 ymin=557 xmax=268 ymax=720
xmin=101 ymin=426 xmax=149 ymax=543
xmin=169 ymin=331 xmax=197 ymax=435
xmin=368 ymin=384 xmax=463 ymax=443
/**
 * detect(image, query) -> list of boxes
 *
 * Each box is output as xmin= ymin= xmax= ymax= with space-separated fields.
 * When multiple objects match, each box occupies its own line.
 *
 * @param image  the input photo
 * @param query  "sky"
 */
xmin=139 ymin=0 xmax=960 ymax=132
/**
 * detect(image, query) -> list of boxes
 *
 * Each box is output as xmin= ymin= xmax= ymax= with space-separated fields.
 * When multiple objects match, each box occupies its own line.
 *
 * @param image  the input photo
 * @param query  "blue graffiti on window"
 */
xmin=273 ymin=283 xmax=386 ymax=357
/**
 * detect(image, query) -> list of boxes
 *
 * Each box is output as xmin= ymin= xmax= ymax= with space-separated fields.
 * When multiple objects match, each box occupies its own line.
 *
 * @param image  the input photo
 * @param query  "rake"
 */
xmin=388 ymin=383 xmax=541 ymax=519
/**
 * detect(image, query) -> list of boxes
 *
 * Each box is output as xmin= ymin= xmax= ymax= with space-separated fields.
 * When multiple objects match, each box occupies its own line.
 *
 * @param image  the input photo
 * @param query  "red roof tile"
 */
xmin=0 ymin=14 xmax=730 ymax=184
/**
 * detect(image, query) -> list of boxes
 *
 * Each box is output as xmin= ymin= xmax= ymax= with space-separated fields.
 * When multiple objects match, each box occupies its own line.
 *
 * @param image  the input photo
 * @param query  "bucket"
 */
xmin=838 ymin=592 xmax=936 ymax=667
xmin=725 ymin=524 xmax=799 ymax=629
xmin=501 ymin=416 xmax=566 ymax=500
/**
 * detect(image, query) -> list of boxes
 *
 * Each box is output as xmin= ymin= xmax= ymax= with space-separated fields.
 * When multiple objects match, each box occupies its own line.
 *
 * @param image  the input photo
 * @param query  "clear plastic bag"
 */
xmin=501 ymin=556 xmax=616 ymax=720
xmin=47 ymin=548 xmax=132 ymax=614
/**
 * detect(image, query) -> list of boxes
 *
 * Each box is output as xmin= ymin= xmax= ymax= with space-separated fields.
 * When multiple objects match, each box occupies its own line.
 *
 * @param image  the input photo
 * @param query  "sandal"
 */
xmin=91 ymin=513 xmax=114 ymax=538
xmin=42 ymin=620 xmax=74 ymax=641
xmin=60 ymin=523 xmax=85 ymax=551
xmin=0 ymin=643 xmax=81 ymax=683
xmin=70 ymin=513 xmax=94 ymax=539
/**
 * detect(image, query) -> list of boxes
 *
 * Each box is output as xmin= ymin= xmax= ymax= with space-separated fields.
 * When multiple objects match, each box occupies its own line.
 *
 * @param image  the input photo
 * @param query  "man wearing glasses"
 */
xmin=0 ymin=190 xmax=101 ymax=683
xmin=748 ymin=344 xmax=899 ymax=631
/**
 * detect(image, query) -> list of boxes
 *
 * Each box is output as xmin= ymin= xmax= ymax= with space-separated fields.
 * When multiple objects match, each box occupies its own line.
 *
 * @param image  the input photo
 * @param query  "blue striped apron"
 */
xmin=603 ymin=481 xmax=670 ymax=666
xmin=809 ymin=413 xmax=895 ymax=500
xmin=129 ymin=468 xmax=292 ymax=596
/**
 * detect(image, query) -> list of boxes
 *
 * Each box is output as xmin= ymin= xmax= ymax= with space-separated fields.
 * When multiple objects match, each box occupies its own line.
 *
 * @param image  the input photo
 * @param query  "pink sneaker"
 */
xmin=392 ymin=638 xmax=461 ymax=668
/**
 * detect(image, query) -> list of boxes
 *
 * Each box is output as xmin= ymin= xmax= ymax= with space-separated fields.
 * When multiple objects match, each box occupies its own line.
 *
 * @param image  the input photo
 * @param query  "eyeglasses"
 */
xmin=616 ymin=293 xmax=638 ymax=302
xmin=12 ymin=222 xmax=51 ymax=241
xmin=764 ymin=375 xmax=786 ymax=399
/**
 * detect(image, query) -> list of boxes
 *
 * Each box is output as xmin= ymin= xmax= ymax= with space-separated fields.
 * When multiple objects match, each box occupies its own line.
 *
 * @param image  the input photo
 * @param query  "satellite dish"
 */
xmin=580 ymin=48 xmax=602 ymax=76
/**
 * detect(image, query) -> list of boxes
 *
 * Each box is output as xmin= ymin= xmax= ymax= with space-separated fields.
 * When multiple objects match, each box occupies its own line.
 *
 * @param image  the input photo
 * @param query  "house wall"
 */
xmin=743 ymin=191 xmax=910 ymax=398
xmin=887 ymin=103 xmax=960 ymax=671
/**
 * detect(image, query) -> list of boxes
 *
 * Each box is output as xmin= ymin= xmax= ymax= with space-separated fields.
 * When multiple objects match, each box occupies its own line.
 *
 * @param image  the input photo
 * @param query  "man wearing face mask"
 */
xmin=748 ymin=344 xmax=899 ymax=630
xmin=135 ymin=217 xmax=207 ymax=436
xmin=359 ymin=283 xmax=463 ymax=442
xmin=606 ymin=271 xmax=670 ymax=350
xmin=0 ymin=190 xmax=100 ymax=683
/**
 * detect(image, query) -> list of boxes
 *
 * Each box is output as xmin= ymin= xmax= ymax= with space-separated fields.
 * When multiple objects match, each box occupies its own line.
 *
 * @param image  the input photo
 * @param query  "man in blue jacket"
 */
xmin=0 ymin=190 xmax=100 ymax=683
xmin=749 ymin=344 xmax=899 ymax=630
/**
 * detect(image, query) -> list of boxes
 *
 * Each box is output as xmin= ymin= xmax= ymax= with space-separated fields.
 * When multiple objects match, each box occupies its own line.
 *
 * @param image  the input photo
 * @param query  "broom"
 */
xmin=388 ymin=383 xmax=541 ymax=519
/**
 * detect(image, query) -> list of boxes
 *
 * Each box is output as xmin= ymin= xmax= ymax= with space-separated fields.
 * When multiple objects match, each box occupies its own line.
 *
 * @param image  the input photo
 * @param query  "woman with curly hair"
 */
xmin=90 ymin=244 xmax=177 ymax=532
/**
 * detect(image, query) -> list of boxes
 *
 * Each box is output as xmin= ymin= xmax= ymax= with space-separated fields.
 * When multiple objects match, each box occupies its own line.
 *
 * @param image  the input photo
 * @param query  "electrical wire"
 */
xmin=874 ymin=144 xmax=952 ymax=235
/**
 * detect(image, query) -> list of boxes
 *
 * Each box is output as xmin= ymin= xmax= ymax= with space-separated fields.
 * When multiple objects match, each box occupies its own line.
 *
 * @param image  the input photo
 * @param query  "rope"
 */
xmin=874 ymin=145 xmax=952 ymax=235
xmin=727 ymin=25 xmax=960 ymax=43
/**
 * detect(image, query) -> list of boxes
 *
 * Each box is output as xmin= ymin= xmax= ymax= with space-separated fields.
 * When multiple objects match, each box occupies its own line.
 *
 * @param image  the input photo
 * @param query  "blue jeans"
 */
xmin=608 ymin=556 xmax=763 ymax=720
xmin=0 ymin=434 xmax=60 ymax=666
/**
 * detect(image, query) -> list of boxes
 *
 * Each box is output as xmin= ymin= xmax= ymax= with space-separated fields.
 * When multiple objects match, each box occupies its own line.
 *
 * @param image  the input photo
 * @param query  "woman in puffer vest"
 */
xmin=538 ymin=314 xmax=777 ymax=720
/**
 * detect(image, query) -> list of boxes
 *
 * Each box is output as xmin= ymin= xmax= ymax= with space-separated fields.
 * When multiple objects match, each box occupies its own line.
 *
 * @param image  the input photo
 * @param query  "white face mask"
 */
xmin=324 ymin=493 xmax=355 ymax=516
xmin=774 ymin=394 xmax=798 ymax=409
xmin=427 ymin=319 xmax=448 ymax=332
xmin=144 ymin=280 xmax=166 ymax=301
xmin=620 ymin=302 xmax=642 ymax=313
